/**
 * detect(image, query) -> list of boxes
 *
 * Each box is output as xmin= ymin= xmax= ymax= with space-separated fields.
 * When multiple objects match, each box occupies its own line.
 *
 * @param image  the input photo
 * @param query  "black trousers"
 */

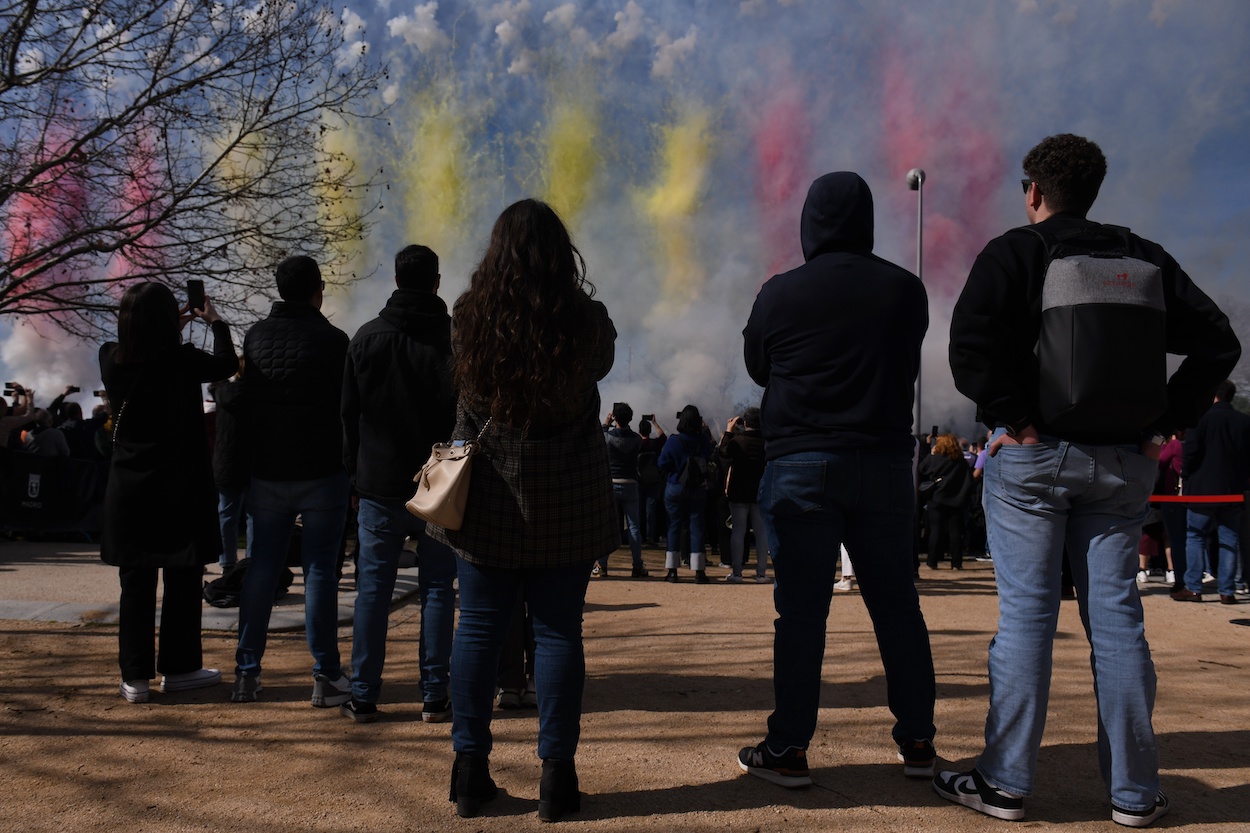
xmin=925 ymin=505 xmax=965 ymax=569
xmin=117 ymin=564 xmax=204 ymax=681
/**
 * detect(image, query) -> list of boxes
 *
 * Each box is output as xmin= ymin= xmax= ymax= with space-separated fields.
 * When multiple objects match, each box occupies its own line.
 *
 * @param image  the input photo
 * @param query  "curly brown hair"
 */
xmin=933 ymin=433 xmax=964 ymax=462
xmin=1022 ymin=133 xmax=1106 ymax=217
xmin=452 ymin=199 xmax=597 ymax=427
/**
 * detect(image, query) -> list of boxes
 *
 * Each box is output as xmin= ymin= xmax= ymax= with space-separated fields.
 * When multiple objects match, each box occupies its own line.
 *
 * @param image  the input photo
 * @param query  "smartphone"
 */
xmin=642 ymin=414 xmax=655 ymax=422
xmin=187 ymin=280 xmax=205 ymax=312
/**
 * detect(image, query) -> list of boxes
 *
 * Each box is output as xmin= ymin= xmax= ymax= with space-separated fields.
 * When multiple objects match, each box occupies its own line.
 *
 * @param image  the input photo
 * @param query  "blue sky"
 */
xmin=4 ymin=0 xmax=1248 ymax=433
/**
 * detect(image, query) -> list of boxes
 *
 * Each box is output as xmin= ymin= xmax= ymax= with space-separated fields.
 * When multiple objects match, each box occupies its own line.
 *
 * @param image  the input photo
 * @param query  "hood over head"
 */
xmin=800 ymin=172 xmax=874 ymax=260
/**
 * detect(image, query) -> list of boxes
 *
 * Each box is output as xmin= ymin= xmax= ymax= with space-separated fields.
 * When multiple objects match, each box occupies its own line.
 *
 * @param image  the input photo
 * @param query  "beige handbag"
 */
xmin=406 ymin=419 xmax=491 ymax=531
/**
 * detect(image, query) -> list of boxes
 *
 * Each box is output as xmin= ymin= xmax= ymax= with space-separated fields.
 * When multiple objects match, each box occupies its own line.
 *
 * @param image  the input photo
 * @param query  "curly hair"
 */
xmin=452 ymin=199 xmax=597 ymax=427
xmin=1022 ymin=133 xmax=1106 ymax=217
xmin=933 ymin=433 xmax=964 ymax=462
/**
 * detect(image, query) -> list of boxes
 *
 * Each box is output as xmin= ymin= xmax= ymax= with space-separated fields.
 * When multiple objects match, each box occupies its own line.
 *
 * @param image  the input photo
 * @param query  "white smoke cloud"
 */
xmin=388 ymin=2 xmax=450 ymax=54
xmin=544 ymin=2 xmax=576 ymax=28
xmin=651 ymin=25 xmax=697 ymax=78
xmin=604 ymin=0 xmax=647 ymax=51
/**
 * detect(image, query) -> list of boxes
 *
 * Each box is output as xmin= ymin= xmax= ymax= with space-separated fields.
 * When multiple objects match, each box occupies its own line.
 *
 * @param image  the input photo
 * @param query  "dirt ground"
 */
xmin=1 ymin=550 xmax=1247 ymax=833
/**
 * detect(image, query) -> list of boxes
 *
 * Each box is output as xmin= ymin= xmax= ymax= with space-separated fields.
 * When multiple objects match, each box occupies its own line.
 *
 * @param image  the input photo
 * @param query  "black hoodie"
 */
xmin=342 ymin=288 xmax=457 ymax=501
xmin=743 ymin=172 xmax=928 ymax=459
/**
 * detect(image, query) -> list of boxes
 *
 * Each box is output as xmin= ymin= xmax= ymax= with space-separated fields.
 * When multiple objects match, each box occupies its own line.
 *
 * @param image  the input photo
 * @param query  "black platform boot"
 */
xmin=449 ymin=752 xmax=498 ymax=818
xmin=538 ymin=758 xmax=581 ymax=822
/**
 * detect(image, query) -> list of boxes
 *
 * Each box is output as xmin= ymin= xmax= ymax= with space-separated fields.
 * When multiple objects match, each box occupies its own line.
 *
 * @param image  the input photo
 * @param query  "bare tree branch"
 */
xmin=0 ymin=0 xmax=385 ymax=337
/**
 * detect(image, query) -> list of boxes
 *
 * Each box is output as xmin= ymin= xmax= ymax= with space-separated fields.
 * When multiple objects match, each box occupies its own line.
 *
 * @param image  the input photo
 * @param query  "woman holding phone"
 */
xmin=99 ymin=282 xmax=237 ymax=702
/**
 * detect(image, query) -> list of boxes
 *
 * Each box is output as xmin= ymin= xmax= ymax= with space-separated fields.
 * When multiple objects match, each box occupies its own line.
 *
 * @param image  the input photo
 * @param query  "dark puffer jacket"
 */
xmin=242 ymin=301 xmax=349 ymax=481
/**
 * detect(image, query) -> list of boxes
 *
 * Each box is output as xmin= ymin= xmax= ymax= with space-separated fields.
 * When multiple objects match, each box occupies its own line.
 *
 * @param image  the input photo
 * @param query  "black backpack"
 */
xmin=636 ymin=451 xmax=661 ymax=486
xmin=202 ymin=558 xmax=294 ymax=608
xmin=677 ymin=437 xmax=708 ymax=494
xmin=1022 ymin=223 xmax=1167 ymax=437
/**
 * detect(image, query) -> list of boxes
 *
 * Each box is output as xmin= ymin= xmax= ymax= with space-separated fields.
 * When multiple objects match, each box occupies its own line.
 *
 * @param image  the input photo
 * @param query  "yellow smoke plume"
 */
xmin=540 ymin=97 xmax=599 ymax=223
xmin=641 ymin=109 xmax=712 ymax=305
xmin=401 ymin=94 xmax=470 ymax=256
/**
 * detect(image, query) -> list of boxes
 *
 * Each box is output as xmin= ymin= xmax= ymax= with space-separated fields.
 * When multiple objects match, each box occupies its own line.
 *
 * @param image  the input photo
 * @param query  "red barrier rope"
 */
xmin=1149 ymin=494 xmax=1245 ymax=504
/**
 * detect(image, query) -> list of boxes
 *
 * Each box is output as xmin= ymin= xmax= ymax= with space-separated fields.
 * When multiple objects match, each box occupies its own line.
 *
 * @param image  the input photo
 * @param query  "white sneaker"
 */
xmin=1165 ymin=570 xmax=1175 ymax=584
xmin=161 ymin=668 xmax=221 ymax=692
xmin=1136 ymin=570 xmax=1149 ymax=584
xmin=1203 ymin=572 xmax=1216 ymax=584
xmin=119 ymin=680 xmax=149 ymax=703
xmin=834 ymin=578 xmax=855 ymax=592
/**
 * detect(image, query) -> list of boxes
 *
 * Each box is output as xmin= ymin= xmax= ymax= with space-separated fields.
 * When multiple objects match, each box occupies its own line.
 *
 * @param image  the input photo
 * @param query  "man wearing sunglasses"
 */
xmin=940 ymin=134 xmax=1239 ymax=827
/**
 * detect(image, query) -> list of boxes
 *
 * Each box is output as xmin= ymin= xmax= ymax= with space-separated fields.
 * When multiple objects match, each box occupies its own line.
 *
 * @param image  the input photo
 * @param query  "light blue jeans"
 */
xmin=351 ymin=498 xmax=457 ymax=704
xmin=235 ymin=471 xmax=349 ymax=678
xmin=979 ymin=431 xmax=1160 ymax=812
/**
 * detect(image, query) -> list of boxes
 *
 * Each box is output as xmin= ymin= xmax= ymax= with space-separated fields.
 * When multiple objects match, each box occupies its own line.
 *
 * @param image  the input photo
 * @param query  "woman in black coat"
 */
xmin=99 ymin=282 xmax=238 ymax=703
xmin=919 ymin=433 xmax=973 ymax=570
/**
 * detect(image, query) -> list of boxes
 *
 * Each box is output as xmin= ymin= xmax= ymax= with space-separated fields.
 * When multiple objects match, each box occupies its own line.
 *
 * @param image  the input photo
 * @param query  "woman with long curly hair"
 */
xmin=919 ymin=433 xmax=973 ymax=570
xmin=429 ymin=199 xmax=617 ymax=822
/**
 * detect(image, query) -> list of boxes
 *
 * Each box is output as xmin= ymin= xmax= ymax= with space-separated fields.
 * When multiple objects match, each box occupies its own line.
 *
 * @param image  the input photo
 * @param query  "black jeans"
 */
xmin=926 ymin=505 xmax=965 ymax=569
xmin=117 ymin=564 xmax=204 ymax=681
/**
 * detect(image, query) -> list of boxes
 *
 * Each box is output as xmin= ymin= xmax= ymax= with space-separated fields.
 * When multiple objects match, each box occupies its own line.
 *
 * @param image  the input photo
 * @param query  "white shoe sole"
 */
xmin=933 ymin=772 xmax=1024 ymax=821
xmin=161 ymin=669 xmax=222 ymax=692
xmin=119 ymin=683 xmax=149 ymax=703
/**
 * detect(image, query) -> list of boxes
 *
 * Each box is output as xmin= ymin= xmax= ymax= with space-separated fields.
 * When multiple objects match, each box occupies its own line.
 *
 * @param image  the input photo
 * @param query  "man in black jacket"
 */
xmin=233 ymin=256 xmax=352 ymax=706
xmin=339 ymin=245 xmax=458 ymax=722
xmin=937 ymin=134 xmax=1239 ymax=827
xmin=599 ymin=402 xmax=647 ymax=578
xmin=1176 ymin=379 xmax=1250 ymax=604
xmin=739 ymin=172 xmax=937 ymax=789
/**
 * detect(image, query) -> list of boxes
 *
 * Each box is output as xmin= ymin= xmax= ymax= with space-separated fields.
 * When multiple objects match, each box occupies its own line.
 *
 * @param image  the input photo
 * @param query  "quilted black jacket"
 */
xmin=242 ymin=301 xmax=349 ymax=481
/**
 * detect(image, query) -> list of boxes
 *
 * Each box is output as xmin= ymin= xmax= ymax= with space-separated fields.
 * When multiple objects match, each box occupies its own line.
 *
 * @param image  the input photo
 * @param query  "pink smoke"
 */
xmin=751 ymin=74 xmax=812 ymax=279
xmin=879 ymin=42 xmax=1006 ymax=296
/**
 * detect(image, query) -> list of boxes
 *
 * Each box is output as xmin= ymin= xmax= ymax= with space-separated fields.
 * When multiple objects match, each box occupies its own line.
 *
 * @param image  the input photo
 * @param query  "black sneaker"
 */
xmin=422 ymin=697 xmax=452 ymax=723
xmin=932 ymin=767 xmax=1024 ymax=821
xmin=631 ymin=565 xmax=649 ymax=578
xmin=1111 ymin=792 xmax=1169 ymax=828
xmin=340 ymin=699 xmax=378 ymax=723
xmin=897 ymin=738 xmax=936 ymax=777
xmin=737 ymin=741 xmax=812 ymax=788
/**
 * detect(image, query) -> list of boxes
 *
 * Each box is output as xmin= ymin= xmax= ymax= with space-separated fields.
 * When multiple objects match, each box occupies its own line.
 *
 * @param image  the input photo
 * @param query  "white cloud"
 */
xmin=388 ymin=2 xmax=451 ymax=54
xmin=544 ymin=2 xmax=577 ymax=28
xmin=382 ymin=82 xmax=400 ymax=105
xmin=508 ymin=50 xmax=537 ymax=76
xmin=496 ymin=19 xmax=521 ymax=47
xmin=605 ymin=0 xmax=647 ymax=51
xmin=482 ymin=0 xmax=532 ymax=24
xmin=652 ymin=26 xmax=698 ymax=78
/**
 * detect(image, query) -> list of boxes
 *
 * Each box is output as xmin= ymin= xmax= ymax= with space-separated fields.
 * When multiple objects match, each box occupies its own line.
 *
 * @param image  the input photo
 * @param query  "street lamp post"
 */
xmin=907 ymin=168 xmax=926 ymax=438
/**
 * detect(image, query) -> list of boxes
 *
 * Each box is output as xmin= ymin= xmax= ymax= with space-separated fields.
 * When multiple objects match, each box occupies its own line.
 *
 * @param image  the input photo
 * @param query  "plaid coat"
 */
xmin=429 ymin=302 xmax=618 ymax=569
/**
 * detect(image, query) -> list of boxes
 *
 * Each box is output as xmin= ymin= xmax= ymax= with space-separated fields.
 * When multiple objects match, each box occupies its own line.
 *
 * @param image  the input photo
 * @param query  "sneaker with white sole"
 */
xmin=310 ymin=672 xmax=351 ymax=707
xmin=1111 ymin=792 xmax=1169 ymax=828
xmin=897 ymin=738 xmax=936 ymax=777
xmin=231 ymin=674 xmax=262 ymax=703
xmin=119 ymin=680 xmax=149 ymax=703
xmin=422 ymin=697 xmax=452 ymax=723
xmin=834 ymin=578 xmax=855 ymax=592
xmin=737 ymin=741 xmax=812 ymax=788
xmin=160 ymin=668 xmax=221 ymax=692
xmin=1136 ymin=570 xmax=1149 ymax=584
xmin=932 ymin=767 xmax=1024 ymax=821
xmin=1165 ymin=570 xmax=1175 ymax=585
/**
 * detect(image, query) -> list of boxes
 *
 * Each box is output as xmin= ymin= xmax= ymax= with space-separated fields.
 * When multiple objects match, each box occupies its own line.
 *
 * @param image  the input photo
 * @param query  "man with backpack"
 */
xmin=938 ymin=134 xmax=1240 ymax=827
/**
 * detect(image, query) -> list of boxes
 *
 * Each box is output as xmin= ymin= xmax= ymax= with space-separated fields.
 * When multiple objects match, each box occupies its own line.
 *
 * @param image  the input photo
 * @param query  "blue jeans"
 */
xmin=664 ymin=483 xmax=707 ymax=570
xmin=1159 ymin=503 xmax=1187 ymax=587
xmin=640 ymin=481 xmax=664 ymax=543
xmin=979 ymin=432 xmax=1159 ymax=811
xmin=600 ymin=481 xmax=643 ymax=570
xmin=235 ymin=471 xmax=349 ymax=678
xmin=350 ymin=498 xmax=457 ymax=704
xmin=217 ymin=485 xmax=252 ymax=568
xmin=759 ymin=450 xmax=935 ymax=751
xmin=730 ymin=501 xmax=770 ymax=577
xmin=1183 ymin=505 xmax=1242 ymax=597
xmin=451 ymin=557 xmax=591 ymax=760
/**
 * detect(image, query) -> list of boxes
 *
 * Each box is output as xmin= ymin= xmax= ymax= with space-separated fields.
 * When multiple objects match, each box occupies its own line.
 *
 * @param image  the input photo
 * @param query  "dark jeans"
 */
xmin=451 ymin=558 xmax=592 ymax=760
xmin=760 ymin=450 xmax=936 ymax=750
xmin=117 ymin=564 xmax=204 ymax=681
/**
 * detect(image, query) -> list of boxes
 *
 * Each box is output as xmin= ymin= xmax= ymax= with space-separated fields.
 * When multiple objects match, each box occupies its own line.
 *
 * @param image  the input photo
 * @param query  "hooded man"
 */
xmin=738 ymin=172 xmax=937 ymax=788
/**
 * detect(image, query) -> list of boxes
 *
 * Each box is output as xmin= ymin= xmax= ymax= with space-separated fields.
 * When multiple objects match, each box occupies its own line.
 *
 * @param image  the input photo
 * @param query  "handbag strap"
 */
xmin=469 ymin=417 xmax=492 ymax=444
